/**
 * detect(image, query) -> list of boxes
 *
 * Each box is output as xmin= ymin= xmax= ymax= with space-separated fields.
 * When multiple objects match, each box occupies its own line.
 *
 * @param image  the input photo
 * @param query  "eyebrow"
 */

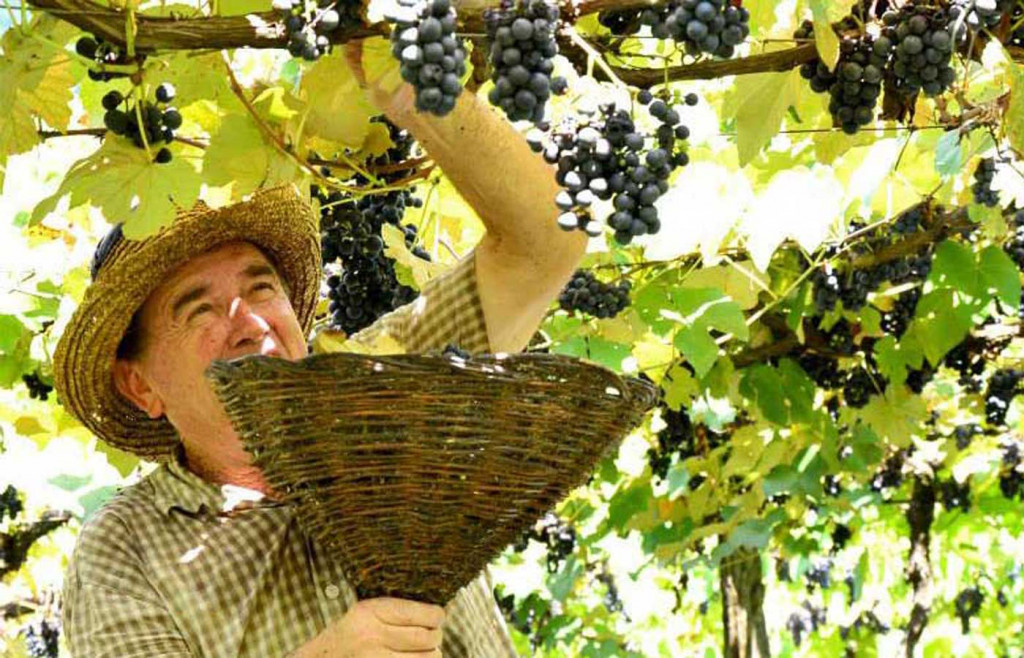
xmin=170 ymin=263 xmax=278 ymax=320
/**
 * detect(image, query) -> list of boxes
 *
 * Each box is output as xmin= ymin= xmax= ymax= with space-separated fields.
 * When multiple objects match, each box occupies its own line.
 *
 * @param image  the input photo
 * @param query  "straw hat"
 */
xmin=53 ymin=184 xmax=322 ymax=459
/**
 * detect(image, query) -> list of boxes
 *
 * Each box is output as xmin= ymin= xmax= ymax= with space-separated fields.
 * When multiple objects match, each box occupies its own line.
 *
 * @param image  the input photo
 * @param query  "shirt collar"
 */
xmin=151 ymin=444 xmax=284 ymax=518
xmin=151 ymin=444 xmax=226 ymax=517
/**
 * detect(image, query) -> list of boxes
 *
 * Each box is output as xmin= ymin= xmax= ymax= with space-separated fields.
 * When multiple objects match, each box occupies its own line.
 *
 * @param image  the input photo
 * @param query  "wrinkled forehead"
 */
xmin=143 ymin=240 xmax=278 ymax=316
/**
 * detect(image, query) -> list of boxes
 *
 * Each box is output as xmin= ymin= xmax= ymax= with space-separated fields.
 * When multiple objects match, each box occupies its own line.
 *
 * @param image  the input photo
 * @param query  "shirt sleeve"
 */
xmin=441 ymin=568 xmax=520 ymax=658
xmin=344 ymin=248 xmax=492 ymax=355
xmin=62 ymin=508 xmax=194 ymax=658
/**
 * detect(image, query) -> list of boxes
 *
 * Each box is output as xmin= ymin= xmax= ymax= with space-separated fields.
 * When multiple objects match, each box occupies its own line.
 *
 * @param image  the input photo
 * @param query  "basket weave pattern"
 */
xmin=207 ymin=352 xmax=657 ymax=605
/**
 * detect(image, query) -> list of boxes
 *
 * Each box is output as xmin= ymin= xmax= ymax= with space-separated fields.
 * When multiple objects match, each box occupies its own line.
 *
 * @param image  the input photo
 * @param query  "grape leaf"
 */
xmin=809 ymin=0 xmax=840 ymax=70
xmin=0 ymin=15 xmax=78 ymax=187
xmin=203 ymin=114 xmax=271 ymax=198
xmin=739 ymin=360 xmax=815 ymax=426
xmin=934 ymin=129 xmax=964 ymax=176
xmin=978 ymin=245 xmax=1021 ymax=308
xmin=32 ymin=137 xmax=202 ymax=239
xmin=928 ymin=239 xmax=983 ymax=298
xmin=381 ymin=223 xmax=444 ymax=288
xmin=1005 ymin=60 xmax=1024 ymax=157
xmin=670 ymin=288 xmax=748 ymax=378
xmin=731 ymin=69 xmax=803 ymax=167
xmin=299 ymin=50 xmax=378 ymax=148
xmin=858 ymin=387 xmax=928 ymax=448
xmin=662 ymin=363 xmax=700 ymax=412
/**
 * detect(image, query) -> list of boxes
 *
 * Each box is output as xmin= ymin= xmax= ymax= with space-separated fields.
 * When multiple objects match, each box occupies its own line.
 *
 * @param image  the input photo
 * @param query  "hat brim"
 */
xmin=53 ymin=184 xmax=322 ymax=459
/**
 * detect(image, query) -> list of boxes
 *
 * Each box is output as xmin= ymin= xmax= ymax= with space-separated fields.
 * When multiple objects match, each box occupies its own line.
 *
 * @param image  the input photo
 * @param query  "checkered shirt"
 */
xmin=61 ymin=251 xmax=520 ymax=657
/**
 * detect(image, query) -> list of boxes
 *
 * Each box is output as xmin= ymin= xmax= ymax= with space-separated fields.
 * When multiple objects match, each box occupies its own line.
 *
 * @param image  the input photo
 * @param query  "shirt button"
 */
xmin=324 ymin=584 xmax=340 ymax=600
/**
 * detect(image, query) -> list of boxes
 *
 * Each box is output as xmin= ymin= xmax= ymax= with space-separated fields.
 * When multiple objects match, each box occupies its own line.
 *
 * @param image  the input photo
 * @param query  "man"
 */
xmin=54 ymin=44 xmax=588 ymax=657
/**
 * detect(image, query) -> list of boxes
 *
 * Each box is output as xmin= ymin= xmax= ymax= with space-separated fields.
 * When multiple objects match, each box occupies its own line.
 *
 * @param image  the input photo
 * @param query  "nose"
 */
xmin=227 ymin=297 xmax=270 ymax=351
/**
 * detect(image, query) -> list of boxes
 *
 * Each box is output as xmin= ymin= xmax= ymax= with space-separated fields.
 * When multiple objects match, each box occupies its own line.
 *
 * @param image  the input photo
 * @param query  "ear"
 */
xmin=112 ymin=359 xmax=165 ymax=420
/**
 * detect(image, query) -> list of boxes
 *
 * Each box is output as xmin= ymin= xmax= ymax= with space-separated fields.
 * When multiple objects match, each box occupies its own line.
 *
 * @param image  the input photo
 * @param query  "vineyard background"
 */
xmin=2 ymin=0 xmax=1024 ymax=656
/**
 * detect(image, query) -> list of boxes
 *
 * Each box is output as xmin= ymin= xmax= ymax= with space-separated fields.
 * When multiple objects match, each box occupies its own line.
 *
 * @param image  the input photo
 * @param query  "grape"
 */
xmin=0 ymin=485 xmax=23 ymax=523
xmin=101 ymin=90 xmax=123 ymax=111
xmin=598 ymin=0 xmax=750 ymax=58
xmin=155 ymin=83 xmax=176 ymax=103
xmin=312 ymin=121 xmax=431 ymax=333
xmin=23 ymin=620 xmax=60 ymax=658
xmin=843 ymin=367 xmax=881 ymax=408
xmin=871 ymin=452 xmax=906 ymax=492
xmin=76 ymin=34 xmax=133 ymax=81
xmin=559 ymin=269 xmax=631 ymax=318
xmin=984 ymin=368 xmax=1023 ymax=426
xmin=21 ymin=371 xmax=53 ymax=401
xmin=277 ymin=0 xmax=353 ymax=61
xmin=804 ymin=559 xmax=832 ymax=592
xmin=971 ymin=157 xmax=1000 ymax=207
xmin=1001 ymin=440 xmax=1023 ymax=499
xmin=953 ymin=423 xmax=981 ymax=450
xmin=827 ymin=35 xmax=889 ymax=134
xmin=484 ymin=0 xmax=565 ymax=124
xmin=944 ymin=339 xmax=986 ymax=392
xmin=797 ymin=353 xmax=843 ymax=389
xmin=939 ymin=477 xmax=971 ymax=512
xmin=513 ymin=512 xmax=576 ymax=572
xmin=954 ymin=586 xmax=984 ymax=634
xmin=831 ymin=523 xmax=853 ymax=552
xmin=880 ymin=287 xmax=921 ymax=338
xmin=541 ymin=96 xmax=691 ymax=243
xmin=883 ymin=3 xmax=957 ymax=98
xmin=387 ymin=0 xmax=466 ymax=117
xmin=103 ymin=91 xmax=180 ymax=162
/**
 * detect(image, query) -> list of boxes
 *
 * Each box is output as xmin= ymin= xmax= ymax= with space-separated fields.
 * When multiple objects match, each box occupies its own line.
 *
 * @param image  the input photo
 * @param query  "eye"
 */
xmin=188 ymin=303 xmax=213 ymax=321
xmin=251 ymin=281 xmax=276 ymax=294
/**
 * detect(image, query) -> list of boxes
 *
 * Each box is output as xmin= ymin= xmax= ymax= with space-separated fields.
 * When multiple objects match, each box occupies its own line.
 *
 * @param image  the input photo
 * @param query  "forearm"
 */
xmin=387 ymin=91 xmax=587 ymax=261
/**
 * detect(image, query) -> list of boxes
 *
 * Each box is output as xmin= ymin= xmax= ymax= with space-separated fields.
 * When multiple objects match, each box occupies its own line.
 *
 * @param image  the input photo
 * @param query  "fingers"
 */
xmin=367 ymin=597 xmax=446 ymax=628
xmin=380 ymin=625 xmax=444 ymax=652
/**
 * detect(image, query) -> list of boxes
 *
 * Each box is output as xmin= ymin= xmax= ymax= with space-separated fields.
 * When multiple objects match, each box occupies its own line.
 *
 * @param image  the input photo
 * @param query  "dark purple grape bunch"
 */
xmin=827 ymin=34 xmax=890 ymax=134
xmin=971 ymin=157 xmax=1000 ymax=207
xmin=538 ymin=93 xmax=693 ymax=244
xmin=387 ymin=0 xmax=467 ymax=117
xmin=954 ymin=586 xmax=984 ymax=634
xmin=102 ymin=84 xmax=181 ymax=164
xmin=882 ymin=3 xmax=957 ymax=98
xmin=984 ymin=368 xmax=1023 ymax=426
xmin=1004 ymin=209 xmax=1024 ymax=270
xmin=0 ymin=485 xmax=23 ymax=523
xmin=636 ymin=0 xmax=751 ymax=58
xmin=75 ymin=34 xmax=133 ymax=81
xmin=514 ymin=512 xmax=577 ymax=573
xmin=23 ymin=619 xmax=60 ymax=658
xmin=598 ymin=0 xmax=751 ymax=58
xmin=795 ymin=20 xmax=839 ymax=94
xmin=273 ymin=0 xmax=350 ymax=61
xmin=1011 ymin=2 xmax=1024 ymax=47
xmin=21 ymin=371 xmax=53 ymax=401
xmin=949 ymin=0 xmax=1011 ymax=32
xmin=558 ymin=269 xmax=631 ymax=318
xmin=484 ymin=0 xmax=566 ymax=124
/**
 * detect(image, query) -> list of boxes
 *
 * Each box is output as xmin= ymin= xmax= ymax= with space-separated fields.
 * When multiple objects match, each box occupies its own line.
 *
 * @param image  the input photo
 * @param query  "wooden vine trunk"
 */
xmin=905 ymin=476 xmax=936 ymax=657
xmin=720 ymin=547 xmax=771 ymax=658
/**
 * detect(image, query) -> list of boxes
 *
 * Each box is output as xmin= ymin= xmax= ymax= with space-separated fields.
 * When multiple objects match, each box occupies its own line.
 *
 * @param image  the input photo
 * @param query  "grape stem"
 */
xmin=563 ymin=24 xmax=627 ymax=90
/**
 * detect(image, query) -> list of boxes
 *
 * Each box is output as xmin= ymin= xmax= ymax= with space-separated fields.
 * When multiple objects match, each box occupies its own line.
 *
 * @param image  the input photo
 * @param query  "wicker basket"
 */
xmin=206 ymin=351 xmax=657 ymax=605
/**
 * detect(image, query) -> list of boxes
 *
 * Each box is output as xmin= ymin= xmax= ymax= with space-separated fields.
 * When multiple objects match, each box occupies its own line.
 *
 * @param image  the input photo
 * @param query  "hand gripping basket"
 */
xmin=205 ymin=351 xmax=657 ymax=605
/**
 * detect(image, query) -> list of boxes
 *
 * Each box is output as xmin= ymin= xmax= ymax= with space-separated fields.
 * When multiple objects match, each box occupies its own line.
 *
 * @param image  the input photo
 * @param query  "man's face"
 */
xmin=113 ymin=241 xmax=307 ymax=456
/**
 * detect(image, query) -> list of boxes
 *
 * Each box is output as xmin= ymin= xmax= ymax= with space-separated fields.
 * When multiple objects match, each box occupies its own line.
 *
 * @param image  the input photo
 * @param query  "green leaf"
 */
xmin=929 ymin=240 xmax=983 ymax=298
xmin=605 ymin=483 xmax=650 ymax=534
xmin=858 ymin=387 xmax=928 ymax=448
xmin=48 ymin=473 xmax=93 ymax=491
xmin=809 ymin=0 xmax=840 ymax=70
xmin=202 ymin=114 xmax=272 ymax=197
xmin=0 ymin=15 xmax=78 ymax=186
xmin=732 ymin=69 xmax=803 ymax=167
xmin=662 ymin=363 xmax=700 ymax=411
xmin=934 ymin=129 xmax=964 ymax=176
xmin=300 ymin=50 xmax=379 ymax=148
xmin=1006 ymin=59 xmax=1024 ymax=156
xmin=739 ymin=360 xmax=815 ymax=426
xmin=978 ymin=245 xmax=1021 ymax=308
xmin=902 ymin=288 xmax=978 ymax=365
xmin=32 ymin=138 xmax=202 ymax=239
xmin=670 ymin=288 xmax=749 ymax=378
